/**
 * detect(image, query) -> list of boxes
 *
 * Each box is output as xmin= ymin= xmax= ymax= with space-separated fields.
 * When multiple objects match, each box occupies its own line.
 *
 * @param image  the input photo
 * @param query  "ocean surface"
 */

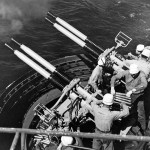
xmin=0 ymin=0 xmax=150 ymax=94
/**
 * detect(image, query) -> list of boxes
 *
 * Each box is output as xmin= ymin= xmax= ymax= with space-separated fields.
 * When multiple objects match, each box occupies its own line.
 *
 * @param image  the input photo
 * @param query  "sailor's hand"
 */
xmin=128 ymin=52 xmax=132 ymax=56
xmin=92 ymin=89 xmax=102 ymax=97
xmin=81 ymin=100 xmax=87 ymax=107
xmin=126 ymin=90 xmax=132 ymax=97
xmin=111 ymin=51 xmax=117 ymax=56
xmin=111 ymin=87 xmax=115 ymax=95
xmin=98 ymin=77 xmax=103 ymax=85
xmin=96 ymin=89 xmax=102 ymax=95
xmin=131 ymin=89 xmax=136 ymax=93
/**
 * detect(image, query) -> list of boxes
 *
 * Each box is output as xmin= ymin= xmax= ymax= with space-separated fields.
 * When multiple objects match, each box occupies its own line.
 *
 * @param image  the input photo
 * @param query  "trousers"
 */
xmin=92 ymin=128 xmax=114 ymax=150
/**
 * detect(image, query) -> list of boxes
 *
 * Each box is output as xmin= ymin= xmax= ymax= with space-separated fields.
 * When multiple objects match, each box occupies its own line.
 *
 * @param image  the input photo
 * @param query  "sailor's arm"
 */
xmin=123 ymin=59 xmax=136 ymax=67
xmin=111 ymin=71 xmax=126 ymax=87
xmin=110 ymin=71 xmax=127 ymax=94
xmin=81 ymin=94 xmax=102 ymax=112
xmin=113 ymin=103 xmax=129 ymax=120
xmin=88 ymin=65 xmax=103 ymax=91
xmin=127 ymin=53 xmax=138 ymax=60
xmin=132 ymin=73 xmax=148 ymax=94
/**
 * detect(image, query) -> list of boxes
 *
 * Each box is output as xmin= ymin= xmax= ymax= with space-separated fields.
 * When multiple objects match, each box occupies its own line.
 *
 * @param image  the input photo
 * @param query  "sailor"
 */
xmin=111 ymin=63 xmax=147 ymax=100
xmin=126 ymin=44 xmax=145 ymax=60
xmin=111 ymin=63 xmax=148 ymax=131
xmin=124 ymin=49 xmax=150 ymax=131
xmin=124 ymin=48 xmax=150 ymax=81
xmin=88 ymin=57 xmax=106 ymax=93
xmin=82 ymin=93 xmax=129 ymax=150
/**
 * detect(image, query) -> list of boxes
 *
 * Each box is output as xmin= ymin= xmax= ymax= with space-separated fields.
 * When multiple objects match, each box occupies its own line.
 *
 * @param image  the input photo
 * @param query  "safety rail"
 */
xmin=0 ymin=127 xmax=150 ymax=150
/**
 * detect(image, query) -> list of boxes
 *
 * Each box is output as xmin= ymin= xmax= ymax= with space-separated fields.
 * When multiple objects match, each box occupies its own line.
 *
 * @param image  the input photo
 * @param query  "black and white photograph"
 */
xmin=0 ymin=0 xmax=150 ymax=149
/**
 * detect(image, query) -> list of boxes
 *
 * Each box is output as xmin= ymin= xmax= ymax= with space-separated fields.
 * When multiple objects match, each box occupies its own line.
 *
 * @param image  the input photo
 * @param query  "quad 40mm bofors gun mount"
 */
xmin=1 ymin=11 xmax=149 ymax=150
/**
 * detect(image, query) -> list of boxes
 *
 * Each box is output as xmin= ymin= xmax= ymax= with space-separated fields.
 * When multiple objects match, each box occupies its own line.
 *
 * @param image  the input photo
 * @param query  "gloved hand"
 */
xmin=126 ymin=90 xmax=132 ymax=97
xmin=111 ymin=51 xmax=117 ymax=56
xmin=97 ymin=77 xmax=103 ymax=85
xmin=95 ymin=89 xmax=102 ymax=95
xmin=132 ymin=88 xmax=136 ymax=92
xmin=128 ymin=52 xmax=132 ymax=56
xmin=111 ymin=87 xmax=115 ymax=95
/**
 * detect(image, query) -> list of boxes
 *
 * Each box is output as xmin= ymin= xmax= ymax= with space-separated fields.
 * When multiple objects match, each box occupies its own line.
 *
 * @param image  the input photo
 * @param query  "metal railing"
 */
xmin=0 ymin=127 xmax=150 ymax=150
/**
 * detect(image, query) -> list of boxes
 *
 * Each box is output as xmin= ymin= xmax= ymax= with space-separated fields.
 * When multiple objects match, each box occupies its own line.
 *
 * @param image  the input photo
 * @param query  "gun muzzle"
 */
xmin=11 ymin=38 xmax=21 ymax=46
xmin=5 ymin=43 xmax=14 ymax=51
xmin=45 ymin=17 xmax=54 ymax=25
xmin=47 ymin=11 xmax=56 ymax=19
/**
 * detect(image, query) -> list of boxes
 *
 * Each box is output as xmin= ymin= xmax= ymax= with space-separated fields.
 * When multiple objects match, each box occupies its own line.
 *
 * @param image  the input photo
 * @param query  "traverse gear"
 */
xmin=98 ymin=57 xmax=105 ymax=66
xmin=129 ymin=64 xmax=139 ymax=74
xmin=136 ymin=44 xmax=145 ymax=54
xmin=102 ymin=93 xmax=114 ymax=105
xmin=141 ymin=48 xmax=150 ymax=58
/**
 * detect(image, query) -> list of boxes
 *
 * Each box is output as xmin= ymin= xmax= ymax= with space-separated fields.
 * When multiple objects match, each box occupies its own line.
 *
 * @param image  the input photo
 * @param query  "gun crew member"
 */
xmin=88 ymin=57 xmax=106 ymax=93
xmin=125 ymin=48 xmax=150 ymax=131
xmin=88 ymin=55 xmax=119 ymax=94
xmin=111 ymin=63 xmax=147 ymax=101
xmin=111 ymin=63 xmax=148 ymax=131
xmin=82 ymin=93 xmax=129 ymax=150
xmin=126 ymin=44 xmax=145 ymax=60
xmin=124 ymin=48 xmax=150 ymax=81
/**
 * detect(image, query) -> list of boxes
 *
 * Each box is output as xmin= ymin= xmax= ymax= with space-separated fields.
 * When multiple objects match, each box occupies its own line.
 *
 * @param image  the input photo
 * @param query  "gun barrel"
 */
xmin=20 ymin=44 xmax=56 ymax=72
xmin=11 ymin=38 xmax=21 ymax=46
xmin=47 ymin=12 xmax=104 ymax=52
xmin=47 ymin=11 xmax=56 ymax=19
xmin=55 ymin=17 xmax=87 ymax=41
xmin=45 ymin=17 xmax=54 ymax=25
xmin=53 ymin=23 xmax=86 ymax=47
xmin=86 ymin=39 xmax=104 ymax=52
xmin=15 ymin=50 xmax=51 ymax=79
xmin=19 ymin=44 xmax=70 ymax=84
xmin=5 ymin=43 xmax=14 ymax=51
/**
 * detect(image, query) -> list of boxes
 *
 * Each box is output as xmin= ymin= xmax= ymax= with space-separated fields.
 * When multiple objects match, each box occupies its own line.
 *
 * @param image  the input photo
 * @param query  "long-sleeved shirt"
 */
xmin=91 ymin=102 xmax=129 ymax=132
xmin=111 ymin=70 xmax=148 ymax=94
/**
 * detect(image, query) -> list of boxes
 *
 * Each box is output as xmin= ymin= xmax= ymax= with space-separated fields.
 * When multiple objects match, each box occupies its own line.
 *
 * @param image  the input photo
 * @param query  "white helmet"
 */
xmin=61 ymin=136 xmax=73 ymax=146
xmin=129 ymin=64 xmax=139 ymax=74
xmin=103 ymin=93 xmax=114 ymax=105
xmin=98 ymin=57 xmax=105 ymax=66
xmin=141 ymin=48 xmax=150 ymax=58
xmin=136 ymin=44 xmax=144 ymax=54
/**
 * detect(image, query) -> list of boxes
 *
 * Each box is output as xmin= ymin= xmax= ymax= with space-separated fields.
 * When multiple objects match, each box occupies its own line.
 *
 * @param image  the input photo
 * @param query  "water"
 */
xmin=0 ymin=0 xmax=150 ymax=93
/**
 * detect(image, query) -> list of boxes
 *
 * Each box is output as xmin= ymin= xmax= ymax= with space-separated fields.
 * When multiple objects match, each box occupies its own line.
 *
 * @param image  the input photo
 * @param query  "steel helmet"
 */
xmin=98 ymin=57 xmax=105 ymax=66
xmin=102 ymin=93 xmax=114 ymax=105
xmin=129 ymin=64 xmax=139 ymax=74
xmin=141 ymin=48 xmax=150 ymax=58
xmin=61 ymin=136 xmax=73 ymax=146
xmin=136 ymin=44 xmax=144 ymax=52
